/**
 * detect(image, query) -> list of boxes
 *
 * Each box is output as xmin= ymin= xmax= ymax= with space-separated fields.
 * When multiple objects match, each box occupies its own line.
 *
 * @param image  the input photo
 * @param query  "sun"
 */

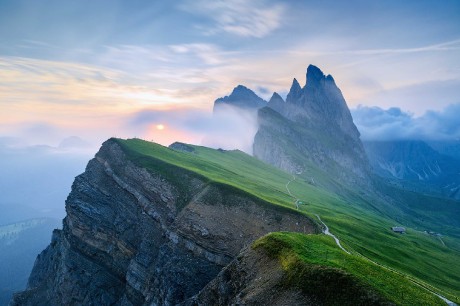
xmin=156 ymin=124 xmax=165 ymax=130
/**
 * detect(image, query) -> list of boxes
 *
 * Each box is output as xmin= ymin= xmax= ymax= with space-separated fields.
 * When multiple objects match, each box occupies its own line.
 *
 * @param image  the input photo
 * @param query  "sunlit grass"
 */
xmin=114 ymin=138 xmax=460 ymax=302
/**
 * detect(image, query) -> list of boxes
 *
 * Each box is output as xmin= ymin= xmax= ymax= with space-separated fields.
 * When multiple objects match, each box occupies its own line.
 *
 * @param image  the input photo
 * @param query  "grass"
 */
xmin=113 ymin=138 xmax=460 ymax=303
xmin=253 ymin=232 xmax=443 ymax=305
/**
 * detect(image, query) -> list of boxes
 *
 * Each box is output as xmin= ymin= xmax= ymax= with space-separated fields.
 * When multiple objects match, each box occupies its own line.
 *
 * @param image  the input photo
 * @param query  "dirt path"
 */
xmin=284 ymin=176 xmax=456 ymax=305
xmin=315 ymin=214 xmax=350 ymax=254
xmin=316 ymin=214 xmax=456 ymax=304
xmin=285 ymin=175 xmax=300 ymax=209
xmin=439 ymin=237 xmax=446 ymax=247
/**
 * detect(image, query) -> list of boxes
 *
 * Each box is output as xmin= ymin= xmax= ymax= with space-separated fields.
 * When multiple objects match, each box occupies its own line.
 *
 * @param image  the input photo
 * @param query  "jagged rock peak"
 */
xmin=286 ymin=78 xmax=302 ymax=104
xmin=305 ymin=64 xmax=336 ymax=87
xmin=269 ymin=92 xmax=284 ymax=103
xmin=306 ymin=64 xmax=325 ymax=84
xmin=224 ymin=85 xmax=262 ymax=101
xmin=267 ymin=92 xmax=285 ymax=114
xmin=290 ymin=78 xmax=301 ymax=93
xmin=214 ymin=85 xmax=266 ymax=111
xmin=232 ymin=84 xmax=253 ymax=95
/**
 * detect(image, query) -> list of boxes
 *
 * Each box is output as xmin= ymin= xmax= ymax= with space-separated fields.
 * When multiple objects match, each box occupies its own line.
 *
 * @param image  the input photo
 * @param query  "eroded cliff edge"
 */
xmin=11 ymin=139 xmax=318 ymax=306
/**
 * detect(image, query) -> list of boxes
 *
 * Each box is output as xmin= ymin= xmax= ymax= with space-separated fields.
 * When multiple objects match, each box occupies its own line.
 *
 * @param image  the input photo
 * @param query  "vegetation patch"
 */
xmin=253 ymin=232 xmax=444 ymax=306
xmin=111 ymin=138 xmax=460 ymax=302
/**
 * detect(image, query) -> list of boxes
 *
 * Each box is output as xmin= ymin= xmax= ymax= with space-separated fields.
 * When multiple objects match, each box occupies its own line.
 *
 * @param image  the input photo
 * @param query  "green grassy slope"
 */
xmin=114 ymin=138 xmax=460 ymax=303
xmin=253 ymin=233 xmax=442 ymax=305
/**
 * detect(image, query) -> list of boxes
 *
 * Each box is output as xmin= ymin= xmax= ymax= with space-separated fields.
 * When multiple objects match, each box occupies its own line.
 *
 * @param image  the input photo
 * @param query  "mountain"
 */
xmin=10 ymin=66 xmax=460 ymax=305
xmin=364 ymin=140 xmax=460 ymax=200
xmin=213 ymin=85 xmax=267 ymax=111
xmin=12 ymin=139 xmax=457 ymax=305
xmin=266 ymin=92 xmax=285 ymax=114
xmin=253 ymin=65 xmax=370 ymax=187
xmin=11 ymin=139 xmax=318 ymax=305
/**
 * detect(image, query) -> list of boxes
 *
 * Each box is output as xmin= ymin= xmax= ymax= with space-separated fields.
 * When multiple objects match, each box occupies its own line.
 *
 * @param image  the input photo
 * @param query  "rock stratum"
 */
xmin=253 ymin=65 xmax=370 ymax=185
xmin=11 ymin=139 xmax=318 ymax=306
xmin=212 ymin=65 xmax=370 ymax=188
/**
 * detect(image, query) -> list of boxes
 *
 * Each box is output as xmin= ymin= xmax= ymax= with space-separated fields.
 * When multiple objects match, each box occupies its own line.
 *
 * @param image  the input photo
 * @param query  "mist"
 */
xmin=7 ymin=100 xmax=460 ymax=224
xmin=0 ymin=137 xmax=91 ymax=224
xmin=127 ymin=105 xmax=259 ymax=154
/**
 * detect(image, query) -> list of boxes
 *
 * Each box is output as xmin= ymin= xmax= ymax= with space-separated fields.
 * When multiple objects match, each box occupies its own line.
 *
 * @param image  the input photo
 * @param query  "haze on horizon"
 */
xmin=1 ymin=1 xmax=459 ymax=218
xmin=1 ymin=0 xmax=460 ymax=149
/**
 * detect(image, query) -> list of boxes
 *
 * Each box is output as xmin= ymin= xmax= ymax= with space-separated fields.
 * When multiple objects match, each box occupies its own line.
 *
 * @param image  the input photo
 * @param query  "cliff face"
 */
xmin=11 ymin=139 xmax=317 ymax=306
xmin=253 ymin=65 xmax=370 ymax=186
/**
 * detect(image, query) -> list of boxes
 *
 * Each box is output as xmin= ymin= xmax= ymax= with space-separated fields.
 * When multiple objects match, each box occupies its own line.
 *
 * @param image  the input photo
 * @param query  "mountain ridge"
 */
xmin=252 ymin=65 xmax=370 ymax=187
xmin=213 ymin=85 xmax=267 ymax=111
xmin=11 ymin=64 xmax=460 ymax=305
xmin=11 ymin=139 xmax=318 ymax=305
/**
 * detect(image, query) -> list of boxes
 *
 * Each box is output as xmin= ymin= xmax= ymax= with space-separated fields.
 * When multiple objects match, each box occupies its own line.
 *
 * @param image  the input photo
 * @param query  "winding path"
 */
xmin=316 ymin=214 xmax=456 ymax=305
xmin=283 ymin=175 xmax=456 ymax=305
xmin=315 ymin=214 xmax=350 ymax=254
xmin=284 ymin=174 xmax=349 ymax=255
xmin=285 ymin=175 xmax=300 ymax=210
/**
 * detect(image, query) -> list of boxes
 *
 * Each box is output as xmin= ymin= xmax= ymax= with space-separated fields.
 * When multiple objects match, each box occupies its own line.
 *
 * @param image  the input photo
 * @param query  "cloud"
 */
xmin=352 ymin=104 xmax=460 ymax=141
xmin=169 ymin=43 xmax=225 ymax=65
xmin=126 ymin=105 xmax=258 ymax=153
xmin=180 ymin=0 xmax=286 ymax=38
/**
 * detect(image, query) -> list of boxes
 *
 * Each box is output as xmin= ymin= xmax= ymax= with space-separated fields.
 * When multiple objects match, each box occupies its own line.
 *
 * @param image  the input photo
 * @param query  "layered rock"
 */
xmin=11 ymin=139 xmax=317 ymax=306
xmin=254 ymin=65 xmax=370 ymax=185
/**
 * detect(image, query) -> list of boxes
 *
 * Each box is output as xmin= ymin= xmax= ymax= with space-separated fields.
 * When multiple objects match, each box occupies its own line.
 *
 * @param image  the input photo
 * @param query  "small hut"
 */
xmin=391 ymin=226 xmax=406 ymax=234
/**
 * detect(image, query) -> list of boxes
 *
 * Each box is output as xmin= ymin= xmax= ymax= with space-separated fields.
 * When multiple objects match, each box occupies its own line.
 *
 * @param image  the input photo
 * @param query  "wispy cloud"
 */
xmin=169 ymin=43 xmax=226 ymax=65
xmin=287 ymin=39 xmax=460 ymax=58
xmin=179 ymin=0 xmax=286 ymax=38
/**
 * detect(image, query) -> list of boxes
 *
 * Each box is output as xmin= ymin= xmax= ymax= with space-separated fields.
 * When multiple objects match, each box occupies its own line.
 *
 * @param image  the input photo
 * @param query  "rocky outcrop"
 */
xmin=267 ymin=92 xmax=286 ymax=115
xmin=184 ymin=243 xmax=393 ymax=306
xmin=184 ymin=246 xmax=315 ymax=306
xmin=254 ymin=65 xmax=370 ymax=186
xmin=11 ymin=139 xmax=317 ymax=306
xmin=213 ymin=85 xmax=266 ymax=111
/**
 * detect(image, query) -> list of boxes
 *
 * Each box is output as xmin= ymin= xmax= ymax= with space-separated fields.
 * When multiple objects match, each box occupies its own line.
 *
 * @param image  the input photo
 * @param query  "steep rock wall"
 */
xmin=12 ymin=139 xmax=317 ymax=306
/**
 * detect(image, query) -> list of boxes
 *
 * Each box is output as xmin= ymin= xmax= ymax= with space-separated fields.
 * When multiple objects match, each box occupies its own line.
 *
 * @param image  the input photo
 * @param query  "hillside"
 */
xmin=12 ymin=138 xmax=460 ymax=305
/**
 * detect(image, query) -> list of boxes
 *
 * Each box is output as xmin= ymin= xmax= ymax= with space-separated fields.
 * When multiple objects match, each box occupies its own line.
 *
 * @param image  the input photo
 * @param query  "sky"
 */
xmin=1 ymin=0 xmax=460 ymax=149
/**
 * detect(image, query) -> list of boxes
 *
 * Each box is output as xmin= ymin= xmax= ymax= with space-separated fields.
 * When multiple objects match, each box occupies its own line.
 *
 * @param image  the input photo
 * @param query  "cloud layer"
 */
xmin=352 ymin=104 xmax=460 ymax=141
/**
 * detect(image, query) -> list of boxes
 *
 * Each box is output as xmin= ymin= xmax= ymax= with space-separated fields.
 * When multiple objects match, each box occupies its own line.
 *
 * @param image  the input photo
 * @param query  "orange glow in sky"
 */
xmin=144 ymin=123 xmax=199 ymax=147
